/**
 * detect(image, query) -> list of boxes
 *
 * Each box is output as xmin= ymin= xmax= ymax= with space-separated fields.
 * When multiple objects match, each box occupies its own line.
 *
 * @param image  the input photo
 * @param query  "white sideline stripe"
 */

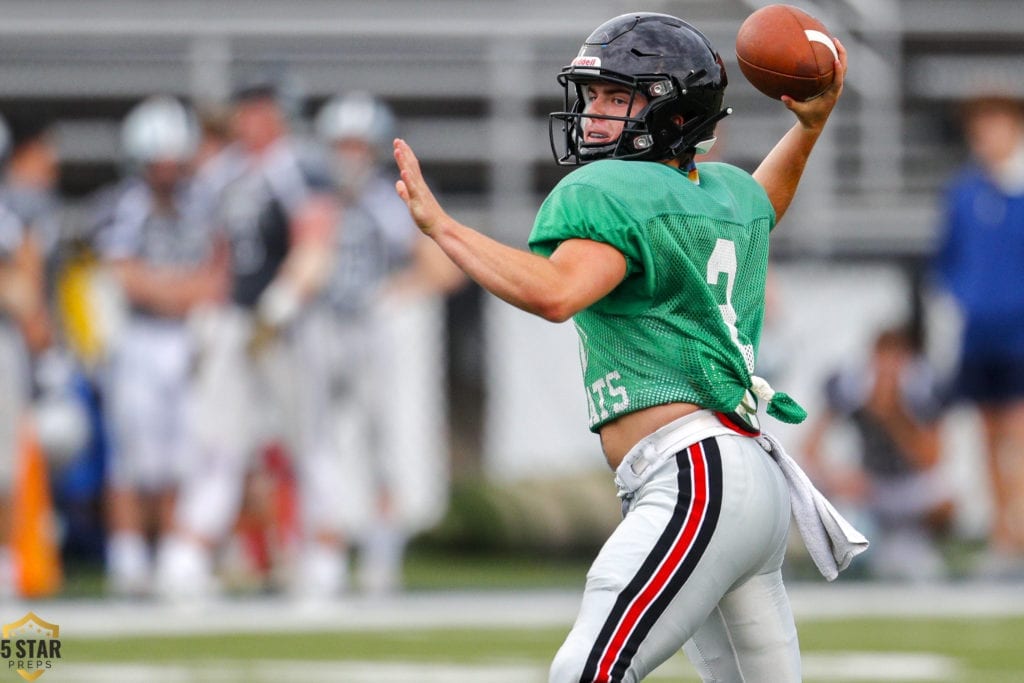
xmin=13 ymin=590 xmax=584 ymax=638
xmin=45 ymin=652 xmax=959 ymax=683
xmin=48 ymin=661 xmax=547 ymax=683
xmin=788 ymin=581 xmax=1024 ymax=619
xmin=22 ymin=581 xmax=1024 ymax=638
xmin=802 ymin=652 xmax=959 ymax=681
xmin=22 ymin=582 xmax=1024 ymax=639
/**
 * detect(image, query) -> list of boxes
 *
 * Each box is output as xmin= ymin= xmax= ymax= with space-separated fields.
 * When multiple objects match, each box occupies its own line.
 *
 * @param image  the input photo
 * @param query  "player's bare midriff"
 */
xmin=598 ymin=401 xmax=702 ymax=470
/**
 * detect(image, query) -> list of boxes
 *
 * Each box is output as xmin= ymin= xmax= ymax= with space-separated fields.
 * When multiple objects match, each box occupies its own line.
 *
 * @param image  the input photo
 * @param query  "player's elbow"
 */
xmin=537 ymin=307 xmax=573 ymax=323
xmin=533 ymin=295 xmax=576 ymax=323
xmin=514 ymin=274 xmax=584 ymax=322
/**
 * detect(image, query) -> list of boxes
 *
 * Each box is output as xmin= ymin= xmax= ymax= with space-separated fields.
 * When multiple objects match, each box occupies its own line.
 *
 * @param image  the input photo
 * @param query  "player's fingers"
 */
xmin=394 ymin=140 xmax=429 ymax=198
xmin=395 ymin=179 xmax=410 ymax=204
xmin=833 ymin=38 xmax=847 ymax=86
xmin=393 ymin=139 xmax=412 ymax=178
xmin=400 ymin=168 xmax=426 ymax=204
xmin=394 ymin=138 xmax=423 ymax=178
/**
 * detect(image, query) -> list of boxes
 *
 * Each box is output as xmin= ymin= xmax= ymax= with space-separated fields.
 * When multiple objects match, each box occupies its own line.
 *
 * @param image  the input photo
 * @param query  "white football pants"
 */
xmin=105 ymin=317 xmax=193 ymax=490
xmin=550 ymin=410 xmax=800 ymax=683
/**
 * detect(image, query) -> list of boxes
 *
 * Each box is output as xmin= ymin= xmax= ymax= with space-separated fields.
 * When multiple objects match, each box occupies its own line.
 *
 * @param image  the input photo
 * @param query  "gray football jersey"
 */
xmin=94 ymin=178 xmax=211 ymax=268
xmin=321 ymin=173 xmax=418 ymax=317
xmin=191 ymin=140 xmax=332 ymax=309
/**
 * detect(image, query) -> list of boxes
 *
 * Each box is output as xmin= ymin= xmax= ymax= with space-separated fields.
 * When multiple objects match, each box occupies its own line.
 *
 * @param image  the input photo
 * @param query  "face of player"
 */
xmin=965 ymin=107 xmax=1024 ymax=171
xmin=145 ymin=159 xmax=188 ymax=198
xmin=10 ymin=136 xmax=60 ymax=191
xmin=581 ymin=82 xmax=649 ymax=145
xmin=232 ymin=97 xmax=286 ymax=153
xmin=331 ymin=138 xmax=375 ymax=194
xmin=333 ymin=138 xmax=375 ymax=170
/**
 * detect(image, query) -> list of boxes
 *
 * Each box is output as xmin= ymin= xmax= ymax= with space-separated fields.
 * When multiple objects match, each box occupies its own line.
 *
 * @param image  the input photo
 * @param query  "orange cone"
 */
xmin=10 ymin=420 xmax=63 ymax=598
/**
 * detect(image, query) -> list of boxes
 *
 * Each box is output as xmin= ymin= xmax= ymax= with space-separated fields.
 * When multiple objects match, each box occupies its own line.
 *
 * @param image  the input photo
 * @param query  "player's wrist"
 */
xmin=426 ymin=213 xmax=456 ymax=242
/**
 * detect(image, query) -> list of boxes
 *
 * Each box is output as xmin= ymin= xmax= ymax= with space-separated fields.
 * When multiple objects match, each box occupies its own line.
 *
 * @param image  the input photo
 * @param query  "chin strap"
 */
xmin=749 ymin=375 xmax=807 ymax=424
xmin=669 ymin=106 xmax=732 ymax=159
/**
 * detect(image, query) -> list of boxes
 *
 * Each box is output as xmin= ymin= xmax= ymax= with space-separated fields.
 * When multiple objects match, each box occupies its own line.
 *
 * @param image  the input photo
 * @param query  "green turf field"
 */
xmin=40 ymin=614 xmax=1024 ymax=682
xmin=17 ymin=551 xmax=1024 ymax=682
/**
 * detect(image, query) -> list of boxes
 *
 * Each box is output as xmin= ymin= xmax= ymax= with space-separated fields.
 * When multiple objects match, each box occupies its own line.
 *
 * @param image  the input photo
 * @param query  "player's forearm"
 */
xmin=394 ymin=137 xmax=607 ymax=321
xmin=753 ymin=122 xmax=823 ymax=224
xmin=114 ymin=262 xmax=221 ymax=316
xmin=279 ymin=242 xmax=334 ymax=299
xmin=0 ymin=267 xmax=39 ymax=318
xmin=430 ymin=217 xmax=574 ymax=321
xmin=275 ymin=197 xmax=338 ymax=301
xmin=253 ymin=242 xmax=333 ymax=329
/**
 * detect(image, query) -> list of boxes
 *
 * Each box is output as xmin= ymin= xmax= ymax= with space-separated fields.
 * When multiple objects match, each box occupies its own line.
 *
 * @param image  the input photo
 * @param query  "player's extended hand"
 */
xmin=393 ymin=138 xmax=448 ymax=237
xmin=782 ymin=37 xmax=847 ymax=134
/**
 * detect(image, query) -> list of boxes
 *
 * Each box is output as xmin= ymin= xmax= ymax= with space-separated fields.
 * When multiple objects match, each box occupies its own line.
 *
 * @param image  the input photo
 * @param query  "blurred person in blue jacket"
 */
xmin=93 ymin=96 xmax=227 ymax=596
xmin=932 ymin=94 xmax=1024 ymax=574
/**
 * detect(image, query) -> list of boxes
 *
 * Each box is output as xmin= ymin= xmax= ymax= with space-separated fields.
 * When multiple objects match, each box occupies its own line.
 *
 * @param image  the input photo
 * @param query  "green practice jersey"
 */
xmin=529 ymin=159 xmax=775 ymax=432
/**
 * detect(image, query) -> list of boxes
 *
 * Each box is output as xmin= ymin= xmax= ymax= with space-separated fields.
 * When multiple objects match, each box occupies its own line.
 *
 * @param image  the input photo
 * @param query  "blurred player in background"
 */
xmin=932 ymin=94 xmax=1024 ymax=577
xmin=0 ymin=111 xmax=58 ymax=598
xmin=0 ymin=110 xmax=62 ymax=274
xmin=93 ymin=96 xmax=226 ymax=596
xmin=154 ymin=77 xmax=338 ymax=600
xmin=0 ymin=111 xmax=59 ymax=356
xmin=803 ymin=326 xmax=953 ymax=582
xmin=290 ymin=92 xmax=462 ymax=597
xmin=396 ymin=12 xmax=854 ymax=682
xmin=0 ymin=116 xmax=32 ymax=596
xmin=193 ymin=105 xmax=232 ymax=171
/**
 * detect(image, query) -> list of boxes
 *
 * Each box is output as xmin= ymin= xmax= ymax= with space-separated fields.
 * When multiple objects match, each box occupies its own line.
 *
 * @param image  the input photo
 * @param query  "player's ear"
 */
xmin=671 ymin=114 xmax=685 ymax=129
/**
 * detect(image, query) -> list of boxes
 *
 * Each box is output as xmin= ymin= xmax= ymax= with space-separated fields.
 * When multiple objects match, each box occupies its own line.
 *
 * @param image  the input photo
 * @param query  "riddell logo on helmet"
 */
xmin=572 ymin=56 xmax=601 ymax=68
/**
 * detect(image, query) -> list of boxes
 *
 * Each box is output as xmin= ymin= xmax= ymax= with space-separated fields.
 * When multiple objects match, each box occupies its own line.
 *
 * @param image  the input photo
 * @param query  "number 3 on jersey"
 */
xmin=706 ymin=238 xmax=755 ymax=372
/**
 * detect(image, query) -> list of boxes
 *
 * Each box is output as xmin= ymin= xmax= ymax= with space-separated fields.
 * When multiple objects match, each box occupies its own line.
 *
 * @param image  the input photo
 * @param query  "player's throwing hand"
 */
xmin=393 ymin=138 xmax=447 ymax=237
xmin=782 ymin=38 xmax=847 ymax=133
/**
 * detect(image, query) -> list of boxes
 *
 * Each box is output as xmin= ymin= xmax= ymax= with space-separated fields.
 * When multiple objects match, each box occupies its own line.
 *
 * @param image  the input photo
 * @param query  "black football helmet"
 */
xmin=550 ymin=12 xmax=730 ymax=165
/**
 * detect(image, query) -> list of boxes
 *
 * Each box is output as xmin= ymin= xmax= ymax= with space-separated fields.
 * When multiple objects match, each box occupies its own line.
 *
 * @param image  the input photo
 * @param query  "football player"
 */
xmin=395 ymin=12 xmax=852 ymax=682
xmin=154 ymin=77 xmax=338 ymax=600
xmin=93 ymin=96 xmax=226 ymax=596
xmin=0 ymin=111 xmax=57 ymax=598
xmin=287 ymin=92 xmax=463 ymax=597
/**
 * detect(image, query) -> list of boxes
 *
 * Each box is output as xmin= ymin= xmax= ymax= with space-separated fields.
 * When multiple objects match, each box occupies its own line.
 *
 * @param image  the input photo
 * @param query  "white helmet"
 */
xmin=315 ymin=91 xmax=395 ymax=150
xmin=121 ymin=96 xmax=198 ymax=164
